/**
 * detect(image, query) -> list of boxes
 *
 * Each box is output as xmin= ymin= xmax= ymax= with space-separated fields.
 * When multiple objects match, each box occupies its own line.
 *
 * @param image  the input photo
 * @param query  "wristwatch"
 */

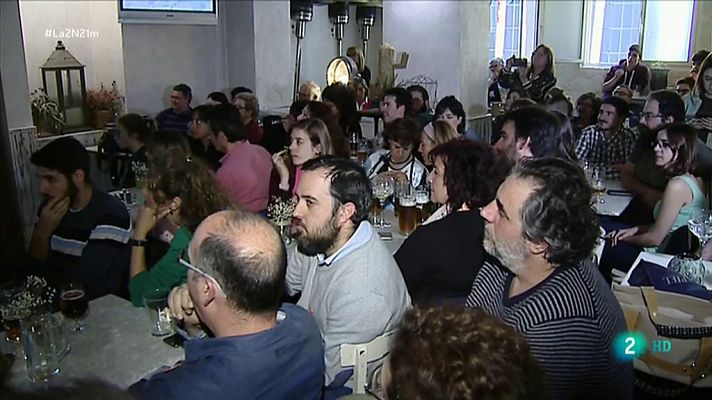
xmin=129 ymin=238 xmax=148 ymax=247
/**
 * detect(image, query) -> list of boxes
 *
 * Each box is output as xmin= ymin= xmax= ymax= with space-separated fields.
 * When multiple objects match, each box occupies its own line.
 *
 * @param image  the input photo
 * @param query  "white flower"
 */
xmin=267 ymin=196 xmax=296 ymax=225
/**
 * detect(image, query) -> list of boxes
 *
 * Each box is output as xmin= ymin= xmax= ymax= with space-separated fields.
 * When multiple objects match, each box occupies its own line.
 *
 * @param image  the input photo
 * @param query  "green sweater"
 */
xmin=129 ymin=227 xmax=192 ymax=307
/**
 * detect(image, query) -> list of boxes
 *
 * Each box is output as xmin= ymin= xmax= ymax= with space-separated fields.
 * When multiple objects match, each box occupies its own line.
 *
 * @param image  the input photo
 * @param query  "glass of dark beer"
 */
xmin=59 ymin=282 xmax=89 ymax=333
xmin=398 ymin=194 xmax=417 ymax=236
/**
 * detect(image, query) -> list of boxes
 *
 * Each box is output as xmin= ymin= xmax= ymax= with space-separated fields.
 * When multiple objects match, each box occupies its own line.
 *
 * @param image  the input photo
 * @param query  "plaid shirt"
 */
xmin=575 ymin=125 xmax=638 ymax=179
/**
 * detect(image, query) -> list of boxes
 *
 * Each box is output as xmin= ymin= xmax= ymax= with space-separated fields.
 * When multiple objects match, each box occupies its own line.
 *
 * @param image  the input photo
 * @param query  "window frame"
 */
xmin=489 ymin=0 xmax=540 ymax=61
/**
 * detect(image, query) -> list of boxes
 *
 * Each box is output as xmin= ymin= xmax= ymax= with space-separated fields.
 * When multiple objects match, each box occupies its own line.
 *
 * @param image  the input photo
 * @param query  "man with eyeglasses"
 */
xmin=286 ymin=157 xmax=410 ymax=398
xmin=130 ymin=210 xmax=325 ymax=400
xmin=620 ymin=90 xmax=712 ymax=224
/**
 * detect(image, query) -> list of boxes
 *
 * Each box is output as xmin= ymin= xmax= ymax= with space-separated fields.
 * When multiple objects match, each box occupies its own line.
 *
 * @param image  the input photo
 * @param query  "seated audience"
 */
xmin=28 ymin=137 xmax=131 ymax=300
xmin=504 ymin=87 xmax=527 ymax=111
xmin=395 ymin=140 xmax=504 ymax=305
xmin=407 ymin=84 xmax=434 ymax=127
xmin=575 ymin=96 xmax=638 ymax=179
xmin=494 ymin=107 xmax=573 ymax=168
xmin=613 ymin=84 xmax=641 ymax=127
xmin=350 ymin=76 xmax=370 ymax=110
xmin=156 ymin=83 xmax=193 ymax=135
xmin=283 ymin=100 xmax=309 ymax=134
xmin=206 ymin=91 xmax=229 ymax=106
xmin=434 ymin=95 xmax=479 ymax=141
xmin=508 ymin=97 xmax=537 ymax=111
xmin=133 ymin=210 xmax=325 ymax=400
xmin=365 ymin=118 xmax=428 ymax=188
xmin=613 ymin=84 xmax=634 ymax=104
xmin=604 ymin=124 xmax=707 ymax=272
xmin=573 ymin=92 xmax=601 ymax=137
xmin=676 ymin=77 xmax=695 ymax=97
xmin=299 ymin=100 xmax=349 ymax=158
xmin=285 ymin=157 xmax=410 ymax=397
xmin=234 ymin=92 xmax=263 ymax=144
xmin=684 ymin=53 xmax=712 ymax=143
xmin=499 ymin=44 xmax=557 ymax=103
xmin=551 ymin=111 xmax=579 ymax=163
xmin=380 ymin=87 xmax=411 ymax=125
xmin=298 ymin=81 xmax=322 ymax=102
xmin=603 ymin=44 xmax=649 ymax=97
xmin=128 ymin=154 xmax=230 ymax=306
xmin=230 ymin=86 xmax=253 ymax=104
xmin=544 ymin=92 xmax=573 ymax=118
xmin=347 ymin=46 xmax=371 ymax=87
xmin=188 ymin=105 xmax=225 ymax=171
xmin=690 ymin=49 xmax=710 ymax=81
xmin=418 ymin=120 xmax=459 ymax=168
xmin=206 ymin=109 xmax=273 ymax=213
xmin=383 ymin=306 xmax=546 ymax=400
xmin=115 ymin=113 xmax=152 ymax=188
xmin=272 ymin=118 xmax=335 ymax=195
xmin=488 ymin=57 xmax=505 ymax=106
xmin=466 ymin=158 xmax=632 ymax=400
xmin=321 ymin=83 xmax=361 ymax=141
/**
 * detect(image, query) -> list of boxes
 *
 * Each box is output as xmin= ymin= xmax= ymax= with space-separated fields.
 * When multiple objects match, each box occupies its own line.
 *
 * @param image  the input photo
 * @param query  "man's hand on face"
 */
xmin=37 ymin=196 xmax=70 ymax=235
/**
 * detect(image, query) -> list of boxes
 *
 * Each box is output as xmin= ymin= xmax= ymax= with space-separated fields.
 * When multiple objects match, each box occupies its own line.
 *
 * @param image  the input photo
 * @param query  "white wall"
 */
xmin=254 ymin=1 xmax=292 ymax=109
xmin=291 ymin=4 xmax=383 ymax=93
xmin=19 ymin=0 xmax=124 ymax=100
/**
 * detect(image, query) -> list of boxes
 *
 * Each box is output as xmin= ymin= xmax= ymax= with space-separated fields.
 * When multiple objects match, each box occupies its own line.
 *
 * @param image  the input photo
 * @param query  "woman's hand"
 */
xmin=606 ymin=227 xmax=640 ymax=247
xmin=133 ymin=204 xmax=171 ymax=239
xmin=517 ymin=67 xmax=528 ymax=83
xmin=272 ymin=150 xmax=290 ymax=190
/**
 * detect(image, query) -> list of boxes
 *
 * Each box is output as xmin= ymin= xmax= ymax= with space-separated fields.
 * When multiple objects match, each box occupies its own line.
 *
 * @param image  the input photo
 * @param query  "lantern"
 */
xmin=40 ymin=41 xmax=89 ymax=132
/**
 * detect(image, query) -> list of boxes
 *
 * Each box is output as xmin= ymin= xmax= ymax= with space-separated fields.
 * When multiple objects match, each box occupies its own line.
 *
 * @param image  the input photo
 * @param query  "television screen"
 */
xmin=121 ymin=1 xmax=215 ymax=13
xmin=119 ymin=0 xmax=217 ymax=25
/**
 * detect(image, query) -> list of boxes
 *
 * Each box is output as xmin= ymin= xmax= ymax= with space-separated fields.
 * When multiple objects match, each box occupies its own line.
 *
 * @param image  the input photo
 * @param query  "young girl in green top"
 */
xmin=128 ymin=150 xmax=231 ymax=306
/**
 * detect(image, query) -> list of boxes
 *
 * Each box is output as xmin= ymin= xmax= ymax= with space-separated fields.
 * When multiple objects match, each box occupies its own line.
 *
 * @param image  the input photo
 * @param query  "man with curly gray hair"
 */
xmin=466 ymin=158 xmax=632 ymax=400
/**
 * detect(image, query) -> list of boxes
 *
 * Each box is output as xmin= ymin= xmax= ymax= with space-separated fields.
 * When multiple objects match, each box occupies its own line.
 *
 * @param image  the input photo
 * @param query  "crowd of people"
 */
xmin=14 ymin=42 xmax=712 ymax=399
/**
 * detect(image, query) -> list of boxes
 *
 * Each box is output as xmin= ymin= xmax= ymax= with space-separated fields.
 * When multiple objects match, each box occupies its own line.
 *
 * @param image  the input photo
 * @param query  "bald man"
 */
xmin=131 ymin=210 xmax=325 ymax=400
xmin=298 ymin=81 xmax=322 ymax=102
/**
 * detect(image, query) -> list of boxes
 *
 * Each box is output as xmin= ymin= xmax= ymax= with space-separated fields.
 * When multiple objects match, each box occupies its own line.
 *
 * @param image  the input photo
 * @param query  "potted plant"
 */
xmin=30 ymin=88 xmax=65 ymax=136
xmin=86 ymin=81 xmax=124 ymax=129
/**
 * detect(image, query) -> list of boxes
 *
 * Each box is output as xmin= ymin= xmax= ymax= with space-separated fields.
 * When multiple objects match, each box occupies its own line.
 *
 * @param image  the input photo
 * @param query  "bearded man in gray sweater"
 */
xmin=286 ymin=157 xmax=411 ymax=398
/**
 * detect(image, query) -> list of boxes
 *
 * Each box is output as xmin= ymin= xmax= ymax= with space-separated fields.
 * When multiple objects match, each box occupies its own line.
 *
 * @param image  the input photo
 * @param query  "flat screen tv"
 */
xmin=119 ymin=0 xmax=217 ymax=25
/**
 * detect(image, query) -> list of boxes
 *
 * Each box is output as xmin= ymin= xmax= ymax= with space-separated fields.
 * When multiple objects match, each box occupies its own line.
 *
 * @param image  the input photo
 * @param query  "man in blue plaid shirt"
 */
xmin=575 ymin=96 xmax=638 ymax=179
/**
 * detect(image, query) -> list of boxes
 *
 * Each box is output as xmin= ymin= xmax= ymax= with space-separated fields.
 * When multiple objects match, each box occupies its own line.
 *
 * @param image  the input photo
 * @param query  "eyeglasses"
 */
xmin=640 ymin=112 xmax=663 ymax=120
xmin=179 ymin=250 xmax=225 ymax=294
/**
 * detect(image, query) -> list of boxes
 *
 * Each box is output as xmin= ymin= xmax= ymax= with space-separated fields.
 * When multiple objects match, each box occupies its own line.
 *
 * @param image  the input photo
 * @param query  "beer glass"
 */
xmin=21 ymin=314 xmax=62 ymax=383
xmin=59 ymin=282 xmax=89 ymax=333
xmin=398 ymin=194 xmax=417 ymax=235
xmin=144 ymin=289 xmax=174 ymax=337
xmin=415 ymin=187 xmax=430 ymax=225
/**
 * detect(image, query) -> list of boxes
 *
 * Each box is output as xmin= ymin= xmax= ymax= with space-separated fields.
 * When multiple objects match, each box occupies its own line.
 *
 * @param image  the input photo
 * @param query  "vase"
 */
xmin=92 ymin=110 xmax=112 ymax=130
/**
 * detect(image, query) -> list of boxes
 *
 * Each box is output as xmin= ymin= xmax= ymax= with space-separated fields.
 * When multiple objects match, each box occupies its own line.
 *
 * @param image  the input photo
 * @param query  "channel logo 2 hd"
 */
xmin=615 ymin=331 xmax=671 ymax=361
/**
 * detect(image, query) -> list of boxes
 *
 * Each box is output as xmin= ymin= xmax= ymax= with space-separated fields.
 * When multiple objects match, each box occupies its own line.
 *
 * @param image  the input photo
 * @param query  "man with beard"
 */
xmin=465 ymin=158 xmax=632 ymax=400
xmin=28 ymin=137 xmax=131 ymax=299
xmin=492 ymin=107 xmax=571 ymax=169
xmin=619 ymin=90 xmax=712 ymax=224
xmin=575 ymin=96 xmax=637 ymax=179
xmin=285 ymin=157 xmax=410 ymax=398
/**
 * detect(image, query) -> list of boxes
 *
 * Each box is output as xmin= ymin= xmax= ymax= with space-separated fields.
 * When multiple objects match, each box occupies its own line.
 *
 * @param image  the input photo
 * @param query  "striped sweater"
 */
xmin=466 ymin=256 xmax=633 ymax=400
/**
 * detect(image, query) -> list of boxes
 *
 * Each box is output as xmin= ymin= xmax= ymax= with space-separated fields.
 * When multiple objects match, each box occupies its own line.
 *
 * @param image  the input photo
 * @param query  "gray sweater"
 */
xmin=286 ymin=221 xmax=411 ymax=386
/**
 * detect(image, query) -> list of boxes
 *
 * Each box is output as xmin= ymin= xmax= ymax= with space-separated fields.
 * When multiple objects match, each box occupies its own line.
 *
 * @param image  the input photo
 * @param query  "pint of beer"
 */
xmin=415 ymin=190 xmax=430 ymax=225
xmin=398 ymin=195 xmax=417 ymax=235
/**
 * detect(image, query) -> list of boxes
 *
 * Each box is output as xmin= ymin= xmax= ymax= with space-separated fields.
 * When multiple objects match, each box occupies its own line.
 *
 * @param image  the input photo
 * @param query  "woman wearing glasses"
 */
xmin=604 ymin=123 xmax=707 ymax=275
xmin=233 ymin=92 xmax=263 ymax=144
xmin=128 ymin=152 xmax=231 ymax=307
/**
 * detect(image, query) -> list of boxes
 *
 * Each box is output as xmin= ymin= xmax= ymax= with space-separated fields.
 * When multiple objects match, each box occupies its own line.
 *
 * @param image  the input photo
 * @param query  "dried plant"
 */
xmin=267 ymin=196 xmax=296 ymax=225
xmin=0 ymin=276 xmax=56 ymax=319
xmin=86 ymin=81 xmax=124 ymax=115
xmin=30 ymin=88 xmax=65 ymax=133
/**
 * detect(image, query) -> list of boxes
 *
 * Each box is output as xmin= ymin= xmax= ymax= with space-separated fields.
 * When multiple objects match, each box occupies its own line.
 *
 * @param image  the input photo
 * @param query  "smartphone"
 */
xmin=163 ymin=333 xmax=186 ymax=348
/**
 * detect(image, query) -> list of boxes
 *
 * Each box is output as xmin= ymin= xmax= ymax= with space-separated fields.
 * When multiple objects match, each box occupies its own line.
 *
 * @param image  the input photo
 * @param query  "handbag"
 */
xmin=612 ymin=283 xmax=712 ymax=388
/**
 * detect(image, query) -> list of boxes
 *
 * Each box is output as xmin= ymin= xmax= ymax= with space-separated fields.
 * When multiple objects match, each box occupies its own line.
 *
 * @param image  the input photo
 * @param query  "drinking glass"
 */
xmin=357 ymin=139 xmax=370 ymax=166
xmin=144 ymin=289 xmax=174 ymax=336
xmin=371 ymin=174 xmax=395 ymax=228
xmin=688 ymin=210 xmax=712 ymax=250
xmin=21 ymin=314 xmax=61 ymax=383
xmin=398 ymin=193 xmax=417 ymax=235
xmin=59 ymin=282 xmax=89 ymax=333
xmin=414 ymin=186 xmax=430 ymax=226
xmin=0 ymin=281 xmax=27 ymax=343
xmin=591 ymin=167 xmax=606 ymax=204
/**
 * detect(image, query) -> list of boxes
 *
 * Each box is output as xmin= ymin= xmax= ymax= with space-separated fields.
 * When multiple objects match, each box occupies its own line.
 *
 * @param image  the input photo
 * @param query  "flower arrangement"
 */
xmin=30 ymin=88 xmax=65 ymax=134
xmin=267 ymin=196 xmax=296 ymax=226
xmin=0 ymin=276 xmax=56 ymax=320
xmin=86 ymin=81 xmax=124 ymax=115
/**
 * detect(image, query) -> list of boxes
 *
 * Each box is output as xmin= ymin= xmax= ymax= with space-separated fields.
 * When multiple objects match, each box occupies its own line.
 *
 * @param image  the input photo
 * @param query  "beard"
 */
xmin=292 ymin=213 xmax=340 ymax=257
xmin=483 ymin=225 xmax=529 ymax=275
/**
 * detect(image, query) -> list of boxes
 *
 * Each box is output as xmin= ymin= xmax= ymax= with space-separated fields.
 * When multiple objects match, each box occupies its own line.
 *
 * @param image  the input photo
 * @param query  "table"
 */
xmin=4 ymin=295 xmax=183 ymax=389
xmin=376 ymin=208 xmax=408 ymax=255
xmin=594 ymin=180 xmax=634 ymax=217
xmin=621 ymin=252 xmax=712 ymax=289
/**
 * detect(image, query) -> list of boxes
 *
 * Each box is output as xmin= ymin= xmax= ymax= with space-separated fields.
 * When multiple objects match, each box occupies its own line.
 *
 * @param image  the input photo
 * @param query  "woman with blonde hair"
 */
xmin=418 ymin=121 xmax=460 ymax=167
xmin=346 ymin=46 xmax=371 ymax=87
xmin=272 ymin=118 xmax=335 ymax=195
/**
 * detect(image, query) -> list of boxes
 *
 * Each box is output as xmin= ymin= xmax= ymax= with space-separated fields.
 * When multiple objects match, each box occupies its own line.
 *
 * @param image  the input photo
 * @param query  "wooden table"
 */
xmin=594 ymin=180 xmax=634 ymax=217
xmin=3 ymin=295 xmax=183 ymax=389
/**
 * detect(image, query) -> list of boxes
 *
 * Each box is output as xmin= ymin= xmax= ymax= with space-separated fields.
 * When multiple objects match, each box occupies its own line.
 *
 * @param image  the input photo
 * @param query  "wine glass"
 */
xmin=59 ymin=282 xmax=89 ymax=333
xmin=688 ymin=210 xmax=712 ymax=251
xmin=371 ymin=174 xmax=395 ymax=228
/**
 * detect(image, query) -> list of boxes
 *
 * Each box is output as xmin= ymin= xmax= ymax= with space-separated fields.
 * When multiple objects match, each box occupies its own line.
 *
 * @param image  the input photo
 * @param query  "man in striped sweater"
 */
xmin=466 ymin=158 xmax=633 ymax=399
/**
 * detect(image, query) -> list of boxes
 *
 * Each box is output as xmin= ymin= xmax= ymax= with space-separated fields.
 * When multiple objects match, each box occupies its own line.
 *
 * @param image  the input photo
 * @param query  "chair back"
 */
xmin=468 ymin=113 xmax=494 ymax=144
xmin=339 ymin=331 xmax=395 ymax=394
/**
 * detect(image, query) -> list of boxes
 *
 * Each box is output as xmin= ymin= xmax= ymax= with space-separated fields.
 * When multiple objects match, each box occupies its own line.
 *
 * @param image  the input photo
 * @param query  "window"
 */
xmin=583 ymin=0 xmax=695 ymax=66
xmin=489 ymin=0 xmax=538 ymax=61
